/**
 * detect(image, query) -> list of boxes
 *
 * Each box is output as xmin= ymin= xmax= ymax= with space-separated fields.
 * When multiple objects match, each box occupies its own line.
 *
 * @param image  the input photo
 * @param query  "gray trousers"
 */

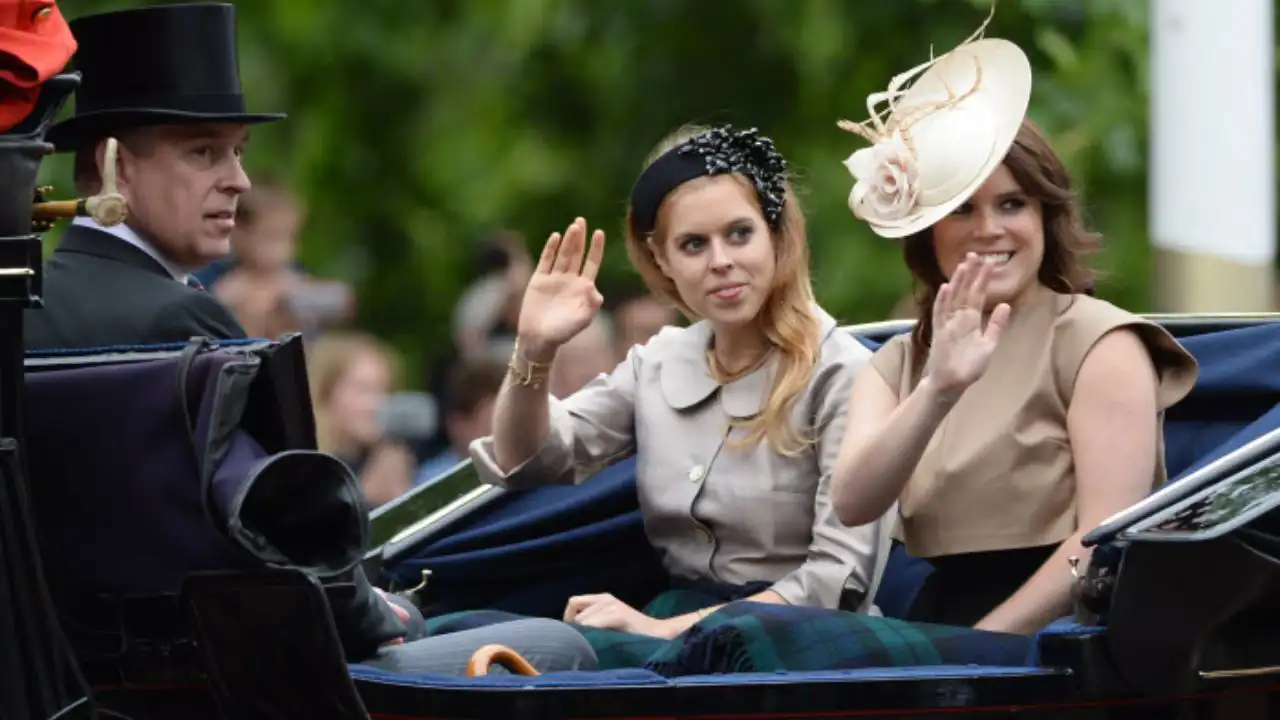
xmin=361 ymin=618 xmax=598 ymax=676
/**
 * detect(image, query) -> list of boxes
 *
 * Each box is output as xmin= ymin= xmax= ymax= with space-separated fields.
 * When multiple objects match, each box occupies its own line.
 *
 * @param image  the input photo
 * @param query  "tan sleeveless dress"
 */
xmin=868 ymin=287 xmax=1199 ymax=624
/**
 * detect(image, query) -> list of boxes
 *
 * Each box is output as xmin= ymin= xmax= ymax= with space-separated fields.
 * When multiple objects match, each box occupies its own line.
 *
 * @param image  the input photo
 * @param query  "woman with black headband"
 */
xmin=470 ymin=124 xmax=895 ymax=641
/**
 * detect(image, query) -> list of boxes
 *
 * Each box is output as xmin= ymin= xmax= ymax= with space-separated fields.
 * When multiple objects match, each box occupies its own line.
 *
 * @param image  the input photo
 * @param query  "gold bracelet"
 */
xmin=508 ymin=340 xmax=552 ymax=390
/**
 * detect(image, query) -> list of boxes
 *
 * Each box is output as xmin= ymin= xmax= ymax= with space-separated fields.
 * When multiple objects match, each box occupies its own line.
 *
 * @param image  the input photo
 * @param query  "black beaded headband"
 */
xmin=629 ymin=125 xmax=789 ymax=235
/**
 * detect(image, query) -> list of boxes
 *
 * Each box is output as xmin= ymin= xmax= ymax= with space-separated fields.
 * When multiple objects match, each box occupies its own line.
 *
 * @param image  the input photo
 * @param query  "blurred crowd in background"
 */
xmin=43 ymin=0 xmax=1280 ymax=509
xmin=190 ymin=180 xmax=677 ymax=508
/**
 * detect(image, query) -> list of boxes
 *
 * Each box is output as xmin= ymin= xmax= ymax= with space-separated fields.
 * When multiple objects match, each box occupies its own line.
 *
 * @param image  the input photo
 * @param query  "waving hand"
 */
xmin=924 ymin=252 xmax=1012 ymax=399
xmin=516 ymin=217 xmax=606 ymax=360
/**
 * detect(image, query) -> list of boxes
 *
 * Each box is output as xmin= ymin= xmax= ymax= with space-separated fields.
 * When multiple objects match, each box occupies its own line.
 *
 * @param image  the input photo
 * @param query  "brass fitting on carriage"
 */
xmin=1069 ymin=554 xmax=1116 ymax=626
xmin=392 ymin=569 xmax=433 ymax=610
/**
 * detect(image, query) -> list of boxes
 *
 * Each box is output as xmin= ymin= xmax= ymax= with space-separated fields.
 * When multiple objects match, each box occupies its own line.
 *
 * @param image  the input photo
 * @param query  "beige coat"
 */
xmin=471 ymin=307 xmax=894 ymax=611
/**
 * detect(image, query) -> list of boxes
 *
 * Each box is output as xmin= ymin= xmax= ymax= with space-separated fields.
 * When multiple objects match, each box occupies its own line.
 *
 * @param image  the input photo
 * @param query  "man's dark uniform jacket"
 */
xmin=24 ymin=223 xmax=244 ymax=349
xmin=24 ymin=223 xmax=407 ymax=660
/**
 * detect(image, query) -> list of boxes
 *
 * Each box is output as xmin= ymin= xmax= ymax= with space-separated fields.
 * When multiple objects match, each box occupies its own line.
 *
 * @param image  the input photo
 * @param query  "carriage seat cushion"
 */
xmin=1161 ymin=323 xmax=1280 ymax=479
xmin=1026 ymin=616 xmax=1106 ymax=666
xmin=641 ymin=600 xmax=1032 ymax=677
xmin=873 ymin=542 xmax=933 ymax=619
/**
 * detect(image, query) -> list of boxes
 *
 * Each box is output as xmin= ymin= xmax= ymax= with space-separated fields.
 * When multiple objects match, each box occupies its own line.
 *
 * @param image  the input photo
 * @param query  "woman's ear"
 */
xmin=647 ymin=237 xmax=672 ymax=278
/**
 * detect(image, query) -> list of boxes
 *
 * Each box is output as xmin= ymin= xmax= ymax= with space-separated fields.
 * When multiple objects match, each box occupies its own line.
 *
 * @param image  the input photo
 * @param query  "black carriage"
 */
xmin=5 ymin=73 xmax=1280 ymax=720
xmin=21 ymin=312 xmax=1279 ymax=720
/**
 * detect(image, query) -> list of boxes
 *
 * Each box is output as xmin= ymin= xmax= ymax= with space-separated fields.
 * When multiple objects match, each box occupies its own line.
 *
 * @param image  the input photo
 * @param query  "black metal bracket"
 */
xmin=0 ymin=71 xmax=96 ymax=720
xmin=0 ymin=233 xmax=44 ymax=309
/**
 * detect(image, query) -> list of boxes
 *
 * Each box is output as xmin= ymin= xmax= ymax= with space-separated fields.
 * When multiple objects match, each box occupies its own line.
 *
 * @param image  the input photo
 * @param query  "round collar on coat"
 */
xmin=658 ymin=305 xmax=839 ymax=418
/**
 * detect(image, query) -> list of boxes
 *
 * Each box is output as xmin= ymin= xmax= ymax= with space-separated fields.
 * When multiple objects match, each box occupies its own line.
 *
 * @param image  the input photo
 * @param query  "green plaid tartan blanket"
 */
xmin=643 ymin=600 xmax=1032 ymax=676
xmin=422 ymin=590 xmax=1032 ymax=675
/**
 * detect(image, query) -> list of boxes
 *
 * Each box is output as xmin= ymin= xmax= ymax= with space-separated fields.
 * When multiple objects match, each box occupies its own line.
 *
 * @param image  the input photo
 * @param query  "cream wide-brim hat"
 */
xmin=841 ymin=37 xmax=1032 ymax=239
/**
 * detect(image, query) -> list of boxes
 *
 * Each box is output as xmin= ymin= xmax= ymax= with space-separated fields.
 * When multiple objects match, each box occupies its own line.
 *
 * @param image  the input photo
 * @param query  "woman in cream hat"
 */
xmin=828 ymin=14 xmax=1200 ymax=635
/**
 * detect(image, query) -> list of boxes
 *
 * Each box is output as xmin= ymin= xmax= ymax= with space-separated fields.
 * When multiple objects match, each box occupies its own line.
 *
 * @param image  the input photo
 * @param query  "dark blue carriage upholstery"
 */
xmin=22 ymin=337 xmax=377 ymax=666
xmin=25 ymin=343 xmax=260 ymax=598
xmin=1160 ymin=323 xmax=1280 ymax=478
xmin=368 ymin=321 xmax=1280 ymax=686
xmin=386 ymin=324 xmax=1280 ymax=620
xmin=386 ymin=457 xmax=666 ymax=620
xmin=22 ymin=321 xmax=1280 ymax=692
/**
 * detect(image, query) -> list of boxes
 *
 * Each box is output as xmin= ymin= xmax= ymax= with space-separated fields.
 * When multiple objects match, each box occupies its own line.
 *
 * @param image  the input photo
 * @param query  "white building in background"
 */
xmin=1150 ymin=0 xmax=1276 ymax=311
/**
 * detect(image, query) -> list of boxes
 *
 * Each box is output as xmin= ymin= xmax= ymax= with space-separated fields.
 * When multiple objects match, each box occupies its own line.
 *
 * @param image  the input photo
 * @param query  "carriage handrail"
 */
xmin=380 ymin=484 xmax=506 ymax=563
xmin=1116 ymin=448 xmax=1280 ymax=543
xmin=1085 ymin=426 xmax=1280 ymax=547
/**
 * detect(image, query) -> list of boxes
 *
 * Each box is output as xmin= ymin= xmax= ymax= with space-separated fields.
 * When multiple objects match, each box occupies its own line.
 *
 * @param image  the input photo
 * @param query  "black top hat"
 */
xmin=46 ymin=2 xmax=285 ymax=151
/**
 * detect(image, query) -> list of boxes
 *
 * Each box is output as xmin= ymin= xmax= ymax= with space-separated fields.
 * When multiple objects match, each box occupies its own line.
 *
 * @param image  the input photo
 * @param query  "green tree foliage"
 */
xmin=45 ymin=0 xmax=1156 ymax=386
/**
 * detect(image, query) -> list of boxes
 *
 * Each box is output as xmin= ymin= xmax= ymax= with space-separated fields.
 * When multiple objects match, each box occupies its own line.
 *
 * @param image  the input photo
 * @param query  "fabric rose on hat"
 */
xmin=844 ymin=130 xmax=920 ymax=224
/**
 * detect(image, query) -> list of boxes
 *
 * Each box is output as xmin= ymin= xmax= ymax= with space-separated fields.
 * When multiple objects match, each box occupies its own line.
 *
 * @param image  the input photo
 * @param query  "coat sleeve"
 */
xmin=770 ymin=335 xmax=894 ymax=610
xmin=328 ymin=565 xmax=411 ymax=662
xmin=470 ymin=344 xmax=641 ymax=491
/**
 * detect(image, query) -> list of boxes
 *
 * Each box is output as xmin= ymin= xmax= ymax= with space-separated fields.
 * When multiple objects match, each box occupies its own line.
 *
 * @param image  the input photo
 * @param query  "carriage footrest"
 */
xmin=181 ymin=569 xmax=371 ymax=720
xmin=59 ymin=592 xmax=204 ymax=686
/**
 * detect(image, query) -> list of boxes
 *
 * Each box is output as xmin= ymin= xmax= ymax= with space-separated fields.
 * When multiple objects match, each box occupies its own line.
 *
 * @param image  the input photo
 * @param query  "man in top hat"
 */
xmin=24 ymin=2 xmax=274 ymax=350
xmin=21 ymin=1 xmax=425 ymax=663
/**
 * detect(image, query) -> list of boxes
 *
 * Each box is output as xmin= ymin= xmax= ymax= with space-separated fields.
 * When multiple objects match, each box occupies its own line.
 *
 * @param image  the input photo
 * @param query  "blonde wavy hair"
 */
xmin=624 ymin=124 xmax=821 ymax=456
xmin=306 ymin=330 xmax=401 ymax=455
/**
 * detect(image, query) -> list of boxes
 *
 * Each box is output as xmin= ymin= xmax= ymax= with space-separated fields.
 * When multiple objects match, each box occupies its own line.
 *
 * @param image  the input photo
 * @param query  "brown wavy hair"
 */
xmin=903 ymin=117 xmax=1102 ymax=364
xmin=624 ymin=124 xmax=821 ymax=456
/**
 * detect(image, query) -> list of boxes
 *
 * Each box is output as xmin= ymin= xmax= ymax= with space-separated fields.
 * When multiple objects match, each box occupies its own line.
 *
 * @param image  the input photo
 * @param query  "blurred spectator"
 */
xmin=453 ymin=230 xmax=532 ymax=362
xmin=210 ymin=178 xmax=355 ymax=338
xmin=307 ymin=331 xmax=416 ymax=508
xmin=414 ymin=358 xmax=506 ymax=485
xmin=549 ymin=312 xmax=616 ymax=399
xmin=611 ymin=290 xmax=676 ymax=360
xmin=380 ymin=390 xmax=442 ymax=463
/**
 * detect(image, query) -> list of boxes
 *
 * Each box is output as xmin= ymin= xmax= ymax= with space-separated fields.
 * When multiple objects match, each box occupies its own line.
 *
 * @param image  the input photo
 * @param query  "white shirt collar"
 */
xmin=71 ymin=216 xmax=190 ymax=283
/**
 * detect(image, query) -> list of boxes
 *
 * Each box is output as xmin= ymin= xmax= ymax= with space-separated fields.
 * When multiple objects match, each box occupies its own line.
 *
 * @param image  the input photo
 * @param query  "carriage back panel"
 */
xmin=26 ymin=350 xmax=256 ymax=596
xmin=22 ymin=336 xmax=371 ymax=670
